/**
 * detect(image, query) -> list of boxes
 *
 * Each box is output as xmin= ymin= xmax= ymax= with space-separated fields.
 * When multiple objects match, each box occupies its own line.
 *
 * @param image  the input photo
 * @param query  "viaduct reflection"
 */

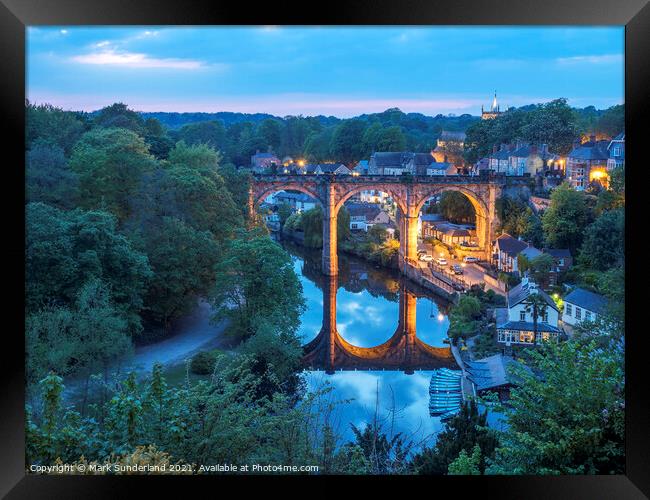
xmin=301 ymin=272 xmax=457 ymax=375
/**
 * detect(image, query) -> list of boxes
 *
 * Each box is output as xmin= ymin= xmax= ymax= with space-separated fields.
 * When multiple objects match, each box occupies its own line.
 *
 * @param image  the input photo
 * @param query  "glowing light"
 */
xmin=298 ymin=160 xmax=305 ymax=167
xmin=437 ymin=313 xmax=445 ymax=322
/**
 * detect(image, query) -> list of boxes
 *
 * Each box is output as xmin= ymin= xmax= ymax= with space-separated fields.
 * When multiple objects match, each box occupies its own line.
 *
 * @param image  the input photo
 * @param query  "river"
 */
xmin=281 ymin=240 xmax=457 ymax=449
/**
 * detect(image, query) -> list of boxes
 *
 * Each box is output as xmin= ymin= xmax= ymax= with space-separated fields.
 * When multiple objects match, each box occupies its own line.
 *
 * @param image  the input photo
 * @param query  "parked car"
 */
xmin=419 ymin=254 xmax=433 ymax=262
xmin=452 ymin=264 xmax=464 ymax=275
xmin=435 ymin=257 xmax=447 ymax=266
xmin=463 ymin=256 xmax=479 ymax=263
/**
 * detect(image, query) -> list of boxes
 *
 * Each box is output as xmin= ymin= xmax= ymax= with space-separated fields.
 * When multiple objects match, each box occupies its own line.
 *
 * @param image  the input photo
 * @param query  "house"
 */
xmin=566 ymin=135 xmax=610 ymax=190
xmin=509 ymin=143 xmax=561 ymax=177
xmin=251 ymin=151 xmax=280 ymax=171
xmin=607 ymin=132 xmax=625 ymax=171
xmin=466 ymin=354 xmax=529 ymax=401
xmin=427 ymin=221 xmax=476 ymax=246
xmin=264 ymin=213 xmax=280 ymax=232
xmin=419 ymin=213 xmax=444 ymax=238
xmin=368 ymin=152 xmax=414 ymax=175
xmin=274 ymin=191 xmax=317 ymax=213
xmin=281 ymin=156 xmax=294 ymax=166
xmin=542 ymin=248 xmax=572 ymax=285
xmin=492 ymin=234 xmax=540 ymax=273
xmin=304 ymin=163 xmax=350 ymax=175
xmin=360 ymin=189 xmax=390 ymax=204
xmin=431 ymin=130 xmax=466 ymax=166
xmin=353 ymin=160 xmax=369 ymax=175
xmin=487 ymin=144 xmax=513 ymax=174
xmin=562 ymin=287 xmax=608 ymax=327
xmin=495 ymin=277 xmax=562 ymax=346
xmin=346 ymin=202 xmax=390 ymax=231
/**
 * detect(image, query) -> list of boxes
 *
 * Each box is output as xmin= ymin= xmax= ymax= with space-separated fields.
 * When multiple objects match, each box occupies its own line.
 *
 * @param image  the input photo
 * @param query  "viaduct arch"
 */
xmin=249 ymin=173 xmax=529 ymax=276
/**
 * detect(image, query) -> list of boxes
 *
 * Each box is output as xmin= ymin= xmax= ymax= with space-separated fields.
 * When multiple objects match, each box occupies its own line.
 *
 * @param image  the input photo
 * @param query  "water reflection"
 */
xmin=281 ymin=240 xmax=459 ymax=446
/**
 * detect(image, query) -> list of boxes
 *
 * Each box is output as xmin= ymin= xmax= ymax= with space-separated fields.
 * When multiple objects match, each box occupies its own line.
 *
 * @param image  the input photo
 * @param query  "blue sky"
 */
xmin=27 ymin=26 xmax=624 ymax=117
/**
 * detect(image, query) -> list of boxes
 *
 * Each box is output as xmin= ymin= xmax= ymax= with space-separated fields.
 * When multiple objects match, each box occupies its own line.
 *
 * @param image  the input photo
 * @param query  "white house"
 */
xmin=346 ymin=203 xmax=390 ymax=232
xmin=562 ymin=287 xmax=608 ymax=327
xmin=496 ymin=277 xmax=561 ymax=346
xmin=492 ymin=234 xmax=541 ymax=273
xmin=274 ymin=191 xmax=317 ymax=213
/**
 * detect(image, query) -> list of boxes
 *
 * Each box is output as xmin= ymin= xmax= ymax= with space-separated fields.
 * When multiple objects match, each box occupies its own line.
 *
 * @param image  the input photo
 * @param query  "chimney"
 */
xmin=542 ymin=143 xmax=548 ymax=154
xmin=492 ymin=144 xmax=498 ymax=154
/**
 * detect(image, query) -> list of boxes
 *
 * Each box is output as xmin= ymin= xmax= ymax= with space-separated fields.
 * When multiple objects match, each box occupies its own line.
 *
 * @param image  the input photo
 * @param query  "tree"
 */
xmin=134 ymin=216 xmax=221 ymax=336
xmin=93 ymin=103 xmax=146 ymax=134
xmin=211 ymin=231 xmax=305 ymax=341
xmin=26 ymin=140 xmax=79 ymax=208
xmin=448 ymin=444 xmax=482 ymax=475
xmin=376 ymin=126 xmax=407 ymax=152
xmin=26 ymin=203 xmax=152 ymax=335
xmin=177 ymin=120 xmax=227 ymax=152
xmin=541 ymin=183 xmax=591 ymax=252
xmin=69 ymin=127 xmax=158 ymax=220
xmin=447 ymin=296 xmax=484 ymax=342
xmin=256 ymin=118 xmax=283 ymax=151
xmin=520 ymin=99 xmax=579 ymax=155
xmin=596 ymin=105 xmax=624 ymax=137
xmin=26 ymin=102 xmax=87 ymax=154
xmin=439 ymin=191 xmax=475 ymax=224
xmin=277 ymin=203 xmax=294 ymax=227
xmin=330 ymin=119 xmax=366 ymax=164
xmin=487 ymin=340 xmax=624 ymax=474
xmin=578 ymin=208 xmax=624 ymax=271
xmin=413 ymin=401 xmax=497 ymax=475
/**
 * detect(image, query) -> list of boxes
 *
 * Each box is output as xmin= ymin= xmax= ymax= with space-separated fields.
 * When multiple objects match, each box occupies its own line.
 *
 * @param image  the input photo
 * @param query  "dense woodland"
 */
xmin=25 ymin=101 xmax=624 ymax=474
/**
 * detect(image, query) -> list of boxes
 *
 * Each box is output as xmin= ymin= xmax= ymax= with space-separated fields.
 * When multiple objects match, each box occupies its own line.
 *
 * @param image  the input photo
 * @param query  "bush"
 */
xmin=190 ymin=350 xmax=218 ymax=375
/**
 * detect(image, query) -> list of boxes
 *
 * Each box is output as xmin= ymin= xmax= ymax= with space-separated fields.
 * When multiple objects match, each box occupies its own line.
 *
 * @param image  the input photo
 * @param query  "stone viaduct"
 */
xmin=249 ymin=172 xmax=531 ymax=276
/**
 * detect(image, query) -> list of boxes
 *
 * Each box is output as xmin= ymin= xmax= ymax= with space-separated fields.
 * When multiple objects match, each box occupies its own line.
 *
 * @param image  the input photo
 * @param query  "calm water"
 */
xmin=281 ymin=240 xmax=457 ymax=449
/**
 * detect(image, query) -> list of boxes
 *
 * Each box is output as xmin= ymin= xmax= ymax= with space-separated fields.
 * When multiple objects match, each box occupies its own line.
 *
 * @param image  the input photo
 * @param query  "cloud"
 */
xmin=70 ymin=49 xmax=212 ymax=70
xmin=556 ymin=54 xmax=623 ymax=65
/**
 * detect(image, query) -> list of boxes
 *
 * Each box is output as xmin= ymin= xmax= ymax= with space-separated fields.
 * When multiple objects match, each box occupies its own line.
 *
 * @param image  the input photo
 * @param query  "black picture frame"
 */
xmin=1 ymin=0 xmax=647 ymax=497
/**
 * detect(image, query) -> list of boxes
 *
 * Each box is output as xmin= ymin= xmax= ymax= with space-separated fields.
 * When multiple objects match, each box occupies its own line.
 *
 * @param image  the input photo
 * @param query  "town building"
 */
xmin=251 ymin=151 xmax=280 ymax=171
xmin=485 ymin=142 xmax=563 ymax=177
xmin=432 ymin=130 xmax=466 ymax=166
xmin=481 ymin=91 xmax=503 ymax=120
xmin=495 ymin=277 xmax=562 ymax=346
xmin=542 ymin=248 xmax=572 ymax=285
xmin=274 ymin=191 xmax=317 ymax=213
xmin=466 ymin=354 xmax=529 ymax=401
xmin=423 ymin=220 xmax=476 ymax=246
xmin=566 ymin=135 xmax=610 ymax=190
xmin=353 ymin=160 xmax=369 ymax=175
xmin=492 ymin=234 xmax=540 ymax=273
xmin=562 ymin=287 xmax=608 ymax=328
xmin=607 ymin=132 xmax=625 ymax=171
xmin=346 ymin=202 xmax=391 ymax=232
xmin=304 ymin=163 xmax=350 ymax=175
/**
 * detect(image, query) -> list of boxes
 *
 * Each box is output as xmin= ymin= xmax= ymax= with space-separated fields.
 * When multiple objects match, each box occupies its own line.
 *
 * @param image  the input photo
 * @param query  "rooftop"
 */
xmin=466 ymin=354 xmax=528 ymax=391
xmin=568 ymin=140 xmax=610 ymax=161
xmin=564 ymin=287 xmax=609 ymax=314
xmin=507 ymin=279 xmax=558 ymax=311
xmin=494 ymin=233 xmax=530 ymax=256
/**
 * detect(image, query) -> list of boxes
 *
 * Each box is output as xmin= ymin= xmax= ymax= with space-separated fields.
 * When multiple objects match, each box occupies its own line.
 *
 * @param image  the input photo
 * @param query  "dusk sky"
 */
xmin=27 ymin=26 xmax=624 ymax=118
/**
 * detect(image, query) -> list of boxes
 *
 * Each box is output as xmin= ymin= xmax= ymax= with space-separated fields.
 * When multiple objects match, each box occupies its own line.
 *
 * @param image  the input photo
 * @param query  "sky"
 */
xmin=27 ymin=26 xmax=624 ymax=118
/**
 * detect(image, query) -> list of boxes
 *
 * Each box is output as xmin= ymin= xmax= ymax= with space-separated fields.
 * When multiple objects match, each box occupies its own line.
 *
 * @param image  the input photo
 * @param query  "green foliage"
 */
xmin=413 ymin=401 xmax=497 ymax=475
xmin=578 ymin=208 xmax=624 ymax=271
xmin=26 ymin=140 xmax=79 ymax=208
xmin=133 ymin=216 xmax=221 ymax=335
xmin=447 ymin=296 xmax=484 ymax=342
xmin=189 ymin=351 xmax=219 ymax=375
xmin=542 ymin=183 xmax=592 ymax=252
xmin=26 ymin=102 xmax=87 ymax=154
xmin=487 ymin=339 xmax=624 ymax=474
xmin=211 ymin=232 xmax=305 ymax=342
xmin=26 ymin=202 xmax=152 ymax=335
xmin=448 ymin=444 xmax=482 ymax=475
xmin=496 ymin=196 xmax=542 ymax=245
xmin=595 ymin=105 xmax=624 ymax=137
xmin=519 ymin=253 xmax=554 ymax=287
xmin=439 ymin=191 xmax=475 ymax=224
xmin=93 ymin=103 xmax=146 ymax=134
xmin=177 ymin=120 xmax=226 ymax=151
xmin=69 ymin=127 xmax=158 ymax=220
xmin=277 ymin=203 xmax=293 ymax=227
xmin=330 ymin=119 xmax=366 ymax=164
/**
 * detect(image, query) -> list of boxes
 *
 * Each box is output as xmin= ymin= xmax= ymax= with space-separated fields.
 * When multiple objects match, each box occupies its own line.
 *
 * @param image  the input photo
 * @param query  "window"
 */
xmin=520 ymin=310 xmax=526 ymax=321
xmin=585 ymin=311 xmax=592 ymax=321
xmin=575 ymin=307 xmax=582 ymax=320
xmin=565 ymin=303 xmax=572 ymax=316
xmin=542 ymin=311 xmax=548 ymax=323
xmin=520 ymin=331 xmax=534 ymax=344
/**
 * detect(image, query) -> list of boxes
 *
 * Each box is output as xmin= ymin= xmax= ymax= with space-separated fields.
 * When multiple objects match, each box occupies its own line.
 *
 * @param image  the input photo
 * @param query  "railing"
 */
xmin=428 ymin=262 xmax=467 ymax=290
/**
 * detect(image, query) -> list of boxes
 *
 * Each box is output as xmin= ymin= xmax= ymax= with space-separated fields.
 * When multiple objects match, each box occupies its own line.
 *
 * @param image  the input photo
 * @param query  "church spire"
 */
xmin=491 ymin=90 xmax=498 ymax=112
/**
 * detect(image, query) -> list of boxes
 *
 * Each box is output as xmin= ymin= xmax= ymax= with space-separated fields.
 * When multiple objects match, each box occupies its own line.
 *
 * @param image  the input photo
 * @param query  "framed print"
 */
xmin=1 ymin=0 xmax=648 ymax=497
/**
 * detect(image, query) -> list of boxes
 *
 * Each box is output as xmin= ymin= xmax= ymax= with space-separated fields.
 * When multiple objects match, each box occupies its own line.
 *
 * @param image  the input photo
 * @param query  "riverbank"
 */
xmin=61 ymin=299 xmax=231 ymax=402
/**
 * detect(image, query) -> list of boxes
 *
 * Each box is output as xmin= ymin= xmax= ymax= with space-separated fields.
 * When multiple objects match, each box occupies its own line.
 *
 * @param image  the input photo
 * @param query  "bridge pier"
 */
xmin=398 ymin=213 xmax=419 ymax=272
xmin=322 ymin=184 xmax=338 ymax=276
